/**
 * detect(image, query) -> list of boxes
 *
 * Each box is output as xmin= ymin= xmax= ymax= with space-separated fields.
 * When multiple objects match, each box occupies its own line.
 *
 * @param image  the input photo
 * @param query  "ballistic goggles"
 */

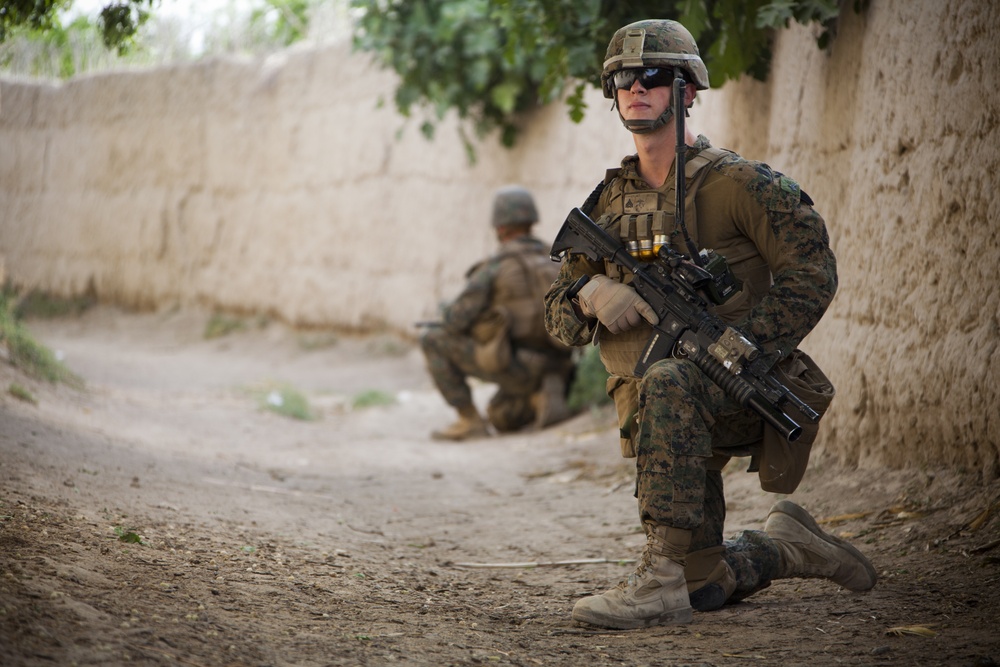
xmin=612 ymin=67 xmax=679 ymax=91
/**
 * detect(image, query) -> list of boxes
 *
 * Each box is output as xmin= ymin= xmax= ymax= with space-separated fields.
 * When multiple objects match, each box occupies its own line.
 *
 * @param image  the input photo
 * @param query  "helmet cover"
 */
xmin=491 ymin=185 xmax=539 ymax=228
xmin=601 ymin=19 xmax=710 ymax=99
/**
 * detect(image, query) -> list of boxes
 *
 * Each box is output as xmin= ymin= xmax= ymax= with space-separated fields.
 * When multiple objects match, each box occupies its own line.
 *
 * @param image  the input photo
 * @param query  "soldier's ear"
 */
xmin=686 ymin=86 xmax=697 ymax=108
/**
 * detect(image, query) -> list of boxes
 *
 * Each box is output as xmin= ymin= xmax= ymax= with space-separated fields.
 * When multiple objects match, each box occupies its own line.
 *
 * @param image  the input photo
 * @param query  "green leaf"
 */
xmin=350 ymin=0 xmax=851 ymax=152
xmin=566 ymin=82 xmax=588 ymax=124
xmin=676 ymin=0 xmax=711 ymax=41
xmin=757 ymin=1 xmax=797 ymax=29
xmin=490 ymin=81 xmax=521 ymax=114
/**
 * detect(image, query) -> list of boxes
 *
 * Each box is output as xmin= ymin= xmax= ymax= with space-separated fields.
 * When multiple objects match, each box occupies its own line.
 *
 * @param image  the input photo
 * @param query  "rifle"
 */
xmin=549 ymin=206 xmax=818 ymax=443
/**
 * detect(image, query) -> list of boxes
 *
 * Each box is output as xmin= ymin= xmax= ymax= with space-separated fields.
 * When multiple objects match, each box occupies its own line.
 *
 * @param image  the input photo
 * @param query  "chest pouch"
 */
xmin=619 ymin=211 xmax=675 ymax=262
xmin=599 ymin=147 xmax=742 ymax=304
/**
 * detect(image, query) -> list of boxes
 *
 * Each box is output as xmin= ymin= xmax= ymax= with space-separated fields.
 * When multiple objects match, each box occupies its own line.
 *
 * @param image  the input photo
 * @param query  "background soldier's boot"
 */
xmin=572 ymin=524 xmax=693 ymax=629
xmin=532 ymin=373 xmax=572 ymax=429
xmin=765 ymin=500 xmax=877 ymax=591
xmin=431 ymin=406 xmax=489 ymax=441
xmin=685 ymin=546 xmax=736 ymax=612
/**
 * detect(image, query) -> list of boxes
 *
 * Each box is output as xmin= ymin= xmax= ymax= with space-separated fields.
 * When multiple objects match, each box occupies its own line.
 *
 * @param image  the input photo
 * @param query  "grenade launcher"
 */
xmin=549 ymin=206 xmax=818 ymax=443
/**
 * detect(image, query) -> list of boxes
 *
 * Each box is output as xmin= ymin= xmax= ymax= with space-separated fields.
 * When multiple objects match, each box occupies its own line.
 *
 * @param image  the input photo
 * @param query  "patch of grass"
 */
xmin=567 ymin=346 xmax=611 ymax=412
xmin=204 ymin=312 xmax=248 ymax=339
xmin=0 ymin=293 xmax=84 ymax=388
xmin=13 ymin=290 xmax=95 ymax=319
xmin=254 ymin=384 xmax=315 ymax=421
xmin=8 ymin=383 xmax=37 ymax=405
xmin=351 ymin=389 xmax=396 ymax=409
xmin=113 ymin=526 xmax=146 ymax=545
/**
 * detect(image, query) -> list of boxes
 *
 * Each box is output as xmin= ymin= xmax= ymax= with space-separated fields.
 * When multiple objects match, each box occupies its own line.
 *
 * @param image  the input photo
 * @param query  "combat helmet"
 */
xmin=491 ymin=185 xmax=539 ymax=228
xmin=602 ymin=19 xmax=710 ymax=98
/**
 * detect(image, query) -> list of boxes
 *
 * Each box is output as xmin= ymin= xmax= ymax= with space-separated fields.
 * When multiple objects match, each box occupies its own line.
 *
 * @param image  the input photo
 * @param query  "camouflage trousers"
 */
xmin=420 ymin=327 xmax=568 ymax=432
xmin=634 ymin=357 xmax=781 ymax=600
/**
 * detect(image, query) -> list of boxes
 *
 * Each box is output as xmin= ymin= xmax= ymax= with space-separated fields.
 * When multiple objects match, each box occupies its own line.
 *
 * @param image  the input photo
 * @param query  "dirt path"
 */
xmin=1 ymin=307 xmax=998 ymax=666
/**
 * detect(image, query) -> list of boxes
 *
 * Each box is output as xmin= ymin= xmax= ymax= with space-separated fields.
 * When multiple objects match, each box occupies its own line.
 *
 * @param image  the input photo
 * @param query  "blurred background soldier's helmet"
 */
xmin=492 ymin=185 xmax=539 ymax=228
xmin=601 ymin=19 xmax=710 ymax=98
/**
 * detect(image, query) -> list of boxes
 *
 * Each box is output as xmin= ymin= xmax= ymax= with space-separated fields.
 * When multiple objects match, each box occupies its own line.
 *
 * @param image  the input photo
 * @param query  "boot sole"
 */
xmin=771 ymin=500 xmax=878 ymax=591
xmin=572 ymin=606 xmax=693 ymax=630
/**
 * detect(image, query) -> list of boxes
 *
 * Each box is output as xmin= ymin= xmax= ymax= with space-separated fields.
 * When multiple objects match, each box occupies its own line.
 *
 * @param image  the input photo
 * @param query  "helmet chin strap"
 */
xmin=617 ymin=102 xmax=675 ymax=135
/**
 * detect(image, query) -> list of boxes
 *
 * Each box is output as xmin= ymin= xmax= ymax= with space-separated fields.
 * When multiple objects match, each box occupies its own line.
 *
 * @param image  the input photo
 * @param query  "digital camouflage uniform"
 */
xmin=543 ymin=135 xmax=838 ymax=602
xmin=423 ymin=234 xmax=573 ymax=432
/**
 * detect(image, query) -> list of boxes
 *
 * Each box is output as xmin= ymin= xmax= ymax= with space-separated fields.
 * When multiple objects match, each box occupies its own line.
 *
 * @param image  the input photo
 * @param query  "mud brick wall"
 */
xmin=2 ymin=0 xmax=998 ymax=474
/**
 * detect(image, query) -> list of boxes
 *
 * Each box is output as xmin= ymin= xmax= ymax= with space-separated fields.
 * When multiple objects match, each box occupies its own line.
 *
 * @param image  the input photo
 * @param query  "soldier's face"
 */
xmin=616 ymin=79 xmax=672 ymax=123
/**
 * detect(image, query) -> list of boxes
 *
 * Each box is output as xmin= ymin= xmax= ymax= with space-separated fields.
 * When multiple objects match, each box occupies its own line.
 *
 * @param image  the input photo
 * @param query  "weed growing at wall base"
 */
xmin=0 ymin=292 xmax=84 ymax=388
xmin=14 ymin=290 xmax=96 ymax=319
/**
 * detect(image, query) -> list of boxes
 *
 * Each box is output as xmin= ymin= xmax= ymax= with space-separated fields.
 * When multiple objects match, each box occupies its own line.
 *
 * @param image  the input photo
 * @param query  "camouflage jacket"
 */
xmin=543 ymin=135 xmax=837 ymax=375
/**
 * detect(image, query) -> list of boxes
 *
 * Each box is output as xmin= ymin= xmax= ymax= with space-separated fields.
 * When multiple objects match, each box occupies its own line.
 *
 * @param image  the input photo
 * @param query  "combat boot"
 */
xmin=765 ymin=500 xmax=877 ymax=591
xmin=532 ymin=373 xmax=573 ymax=429
xmin=431 ymin=406 xmax=489 ymax=442
xmin=572 ymin=524 xmax=693 ymax=629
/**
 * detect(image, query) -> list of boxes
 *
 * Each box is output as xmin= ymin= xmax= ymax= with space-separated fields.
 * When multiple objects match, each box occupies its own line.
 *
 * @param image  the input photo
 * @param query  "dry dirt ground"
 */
xmin=1 ymin=306 xmax=998 ymax=667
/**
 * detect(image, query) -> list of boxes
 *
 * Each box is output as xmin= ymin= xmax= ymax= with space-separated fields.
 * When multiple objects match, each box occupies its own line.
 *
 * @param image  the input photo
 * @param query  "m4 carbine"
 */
xmin=550 ymin=207 xmax=818 ymax=443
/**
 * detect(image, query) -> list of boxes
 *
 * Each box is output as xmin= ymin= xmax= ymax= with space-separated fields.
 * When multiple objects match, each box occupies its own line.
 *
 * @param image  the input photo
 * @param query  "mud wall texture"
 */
xmin=0 ymin=49 xmax=633 ymax=330
xmin=1 ymin=0 xmax=998 ymax=475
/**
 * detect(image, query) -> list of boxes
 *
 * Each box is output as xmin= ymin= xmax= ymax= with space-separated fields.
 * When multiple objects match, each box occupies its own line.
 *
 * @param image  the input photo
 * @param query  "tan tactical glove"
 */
xmin=576 ymin=275 xmax=659 ymax=334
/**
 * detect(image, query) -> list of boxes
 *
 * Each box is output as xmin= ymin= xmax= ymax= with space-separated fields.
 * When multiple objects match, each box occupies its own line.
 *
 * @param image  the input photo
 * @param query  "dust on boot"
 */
xmin=765 ymin=500 xmax=877 ymax=591
xmin=572 ymin=524 xmax=693 ymax=629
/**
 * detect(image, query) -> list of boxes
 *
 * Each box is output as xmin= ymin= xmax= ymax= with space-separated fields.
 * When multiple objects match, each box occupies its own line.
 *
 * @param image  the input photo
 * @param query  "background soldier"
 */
xmin=421 ymin=186 xmax=576 ymax=441
xmin=544 ymin=19 xmax=876 ymax=628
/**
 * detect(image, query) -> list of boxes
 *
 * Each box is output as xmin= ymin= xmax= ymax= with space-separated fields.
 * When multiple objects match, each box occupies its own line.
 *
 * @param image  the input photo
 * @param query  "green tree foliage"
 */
xmin=351 ymin=0 xmax=846 ymax=149
xmin=2 ymin=0 xmax=332 ymax=78
xmin=95 ymin=0 xmax=156 ymax=54
xmin=0 ymin=1 xmax=69 ymax=42
xmin=249 ymin=0 xmax=314 ymax=47
xmin=0 ymin=0 xmax=155 ymax=54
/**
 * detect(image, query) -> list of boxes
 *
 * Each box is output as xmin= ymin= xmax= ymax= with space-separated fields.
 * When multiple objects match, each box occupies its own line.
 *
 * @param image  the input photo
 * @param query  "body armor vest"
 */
xmin=596 ymin=146 xmax=773 ymax=377
xmin=490 ymin=239 xmax=564 ymax=351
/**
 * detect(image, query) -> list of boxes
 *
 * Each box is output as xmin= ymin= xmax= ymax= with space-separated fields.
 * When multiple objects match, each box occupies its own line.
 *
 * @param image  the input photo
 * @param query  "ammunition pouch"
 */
xmin=607 ymin=375 xmax=640 ymax=458
xmin=756 ymin=350 xmax=835 ymax=494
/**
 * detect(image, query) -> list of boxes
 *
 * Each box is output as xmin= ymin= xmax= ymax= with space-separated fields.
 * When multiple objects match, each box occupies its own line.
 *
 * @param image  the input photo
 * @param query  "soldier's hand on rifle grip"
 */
xmin=576 ymin=275 xmax=660 ymax=335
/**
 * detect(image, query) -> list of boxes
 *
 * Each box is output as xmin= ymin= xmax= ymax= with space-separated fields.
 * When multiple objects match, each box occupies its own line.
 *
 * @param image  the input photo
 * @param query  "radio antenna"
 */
xmin=673 ymin=76 xmax=703 ymax=266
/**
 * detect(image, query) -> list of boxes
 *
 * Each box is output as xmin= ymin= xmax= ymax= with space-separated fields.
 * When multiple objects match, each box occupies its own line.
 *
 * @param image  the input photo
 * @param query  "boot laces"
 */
xmin=616 ymin=541 xmax=656 ymax=591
